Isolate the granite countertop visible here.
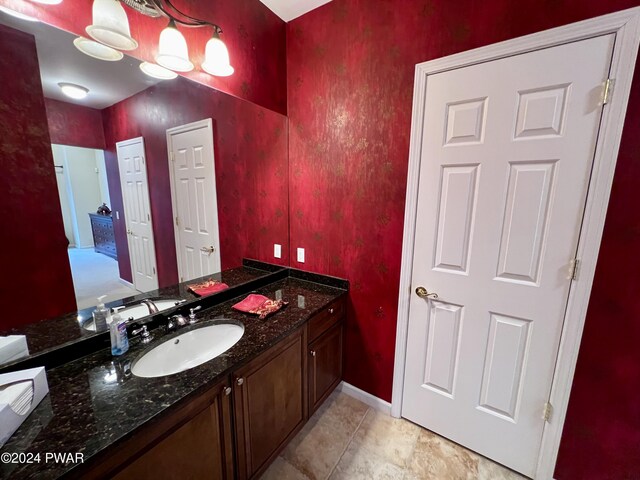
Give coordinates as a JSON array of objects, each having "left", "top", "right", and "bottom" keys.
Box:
[
  {"left": 0, "top": 264, "right": 280, "bottom": 364},
  {"left": 0, "top": 277, "right": 346, "bottom": 480}
]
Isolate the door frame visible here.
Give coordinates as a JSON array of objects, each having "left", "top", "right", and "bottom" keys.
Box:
[
  {"left": 166, "top": 118, "right": 221, "bottom": 281},
  {"left": 391, "top": 7, "right": 640, "bottom": 478},
  {"left": 115, "top": 136, "right": 159, "bottom": 291}
]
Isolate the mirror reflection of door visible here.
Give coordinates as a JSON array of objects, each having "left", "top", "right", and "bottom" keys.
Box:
[
  {"left": 166, "top": 119, "right": 221, "bottom": 283},
  {"left": 116, "top": 137, "right": 159, "bottom": 292}
]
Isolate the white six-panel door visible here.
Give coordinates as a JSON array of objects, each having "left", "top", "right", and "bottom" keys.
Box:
[
  {"left": 166, "top": 119, "right": 221, "bottom": 282},
  {"left": 116, "top": 137, "right": 159, "bottom": 293},
  {"left": 402, "top": 35, "right": 615, "bottom": 477}
]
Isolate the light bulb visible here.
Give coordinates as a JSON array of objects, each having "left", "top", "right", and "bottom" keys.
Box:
[
  {"left": 156, "top": 21, "right": 193, "bottom": 72},
  {"left": 86, "top": 0, "right": 137, "bottom": 51},
  {"left": 30, "top": 0, "right": 63, "bottom": 4},
  {"left": 202, "top": 32, "right": 234, "bottom": 77},
  {"left": 58, "top": 82, "right": 89, "bottom": 100},
  {"left": 139, "top": 61, "right": 178, "bottom": 80}
]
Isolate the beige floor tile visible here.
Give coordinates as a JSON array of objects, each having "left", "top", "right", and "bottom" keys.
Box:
[
  {"left": 261, "top": 456, "right": 311, "bottom": 480},
  {"left": 407, "top": 429, "right": 479, "bottom": 480},
  {"left": 350, "top": 409, "right": 421, "bottom": 468},
  {"left": 476, "top": 456, "right": 527, "bottom": 480},
  {"left": 282, "top": 391, "right": 369, "bottom": 480},
  {"left": 329, "top": 441, "right": 405, "bottom": 480}
]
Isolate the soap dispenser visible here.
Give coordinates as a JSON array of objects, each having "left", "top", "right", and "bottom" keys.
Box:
[
  {"left": 92, "top": 295, "right": 109, "bottom": 331},
  {"left": 110, "top": 306, "right": 129, "bottom": 356}
]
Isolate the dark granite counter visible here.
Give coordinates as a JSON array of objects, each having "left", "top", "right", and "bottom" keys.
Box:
[
  {"left": 0, "top": 277, "right": 347, "bottom": 479},
  {"left": 0, "top": 262, "right": 283, "bottom": 372}
]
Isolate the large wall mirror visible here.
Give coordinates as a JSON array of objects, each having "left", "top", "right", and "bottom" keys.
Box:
[{"left": 0, "top": 12, "right": 289, "bottom": 365}]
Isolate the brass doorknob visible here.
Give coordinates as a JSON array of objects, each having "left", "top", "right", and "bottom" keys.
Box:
[{"left": 415, "top": 287, "right": 438, "bottom": 299}]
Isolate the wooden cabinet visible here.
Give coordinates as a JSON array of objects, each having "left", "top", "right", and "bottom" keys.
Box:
[
  {"left": 79, "top": 295, "right": 346, "bottom": 480},
  {"left": 309, "top": 321, "right": 343, "bottom": 414},
  {"left": 80, "top": 380, "right": 234, "bottom": 480},
  {"left": 233, "top": 328, "right": 307, "bottom": 480},
  {"left": 89, "top": 213, "right": 117, "bottom": 259},
  {"left": 308, "top": 297, "right": 345, "bottom": 415}
]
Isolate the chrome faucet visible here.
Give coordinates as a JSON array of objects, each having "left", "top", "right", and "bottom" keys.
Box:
[
  {"left": 166, "top": 314, "right": 188, "bottom": 332},
  {"left": 141, "top": 299, "right": 159, "bottom": 315}
]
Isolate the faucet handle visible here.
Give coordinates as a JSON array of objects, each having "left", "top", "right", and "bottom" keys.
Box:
[
  {"left": 189, "top": 306, "right": 202, "bottom": 324},
  {"left": 132, "top": 325, "right": 153, "bottom": 344}
]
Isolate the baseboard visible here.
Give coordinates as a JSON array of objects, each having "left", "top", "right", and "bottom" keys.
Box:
[
  {"left": 337, "top": 381, "right": 392, "bottom": 415},
  {"left": 119, "top": 278, "right": 135, "bottom": 289}
]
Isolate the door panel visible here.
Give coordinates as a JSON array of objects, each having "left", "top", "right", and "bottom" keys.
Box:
[
  {"left": 402, "top": 34, "right": 615, "bottom": 476},
  {"left": 116, "top": 138, "right": 158, "bottom": 292},
  {"left": 168, "top": 120, "right": 221, "bottom": 282}
]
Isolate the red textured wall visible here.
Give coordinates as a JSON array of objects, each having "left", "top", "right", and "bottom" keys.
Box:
[
  {"left": 0, "top": 0, "right": 287, "bottom": 114},
  {"left": 102, "top": 77, "right": 289, "bottom": 286},
  {"left": 0, "top": 24, "right": 76, "bottom": 328},
  {"left": 286, "top": 1, "right": 640, "bottom": 478},
  {"left": 44, "top": 98, "right": 105, "bottom": 150}
]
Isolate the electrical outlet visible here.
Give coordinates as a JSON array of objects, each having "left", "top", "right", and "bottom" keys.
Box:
[
  {"left": 297, "top": 247, "right": 305, "bottom": 263},
  {"left": 274, "top": 244, "right": 282, "bottom": 259}
]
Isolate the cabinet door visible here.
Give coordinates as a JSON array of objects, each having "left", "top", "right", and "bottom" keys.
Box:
[
  {"left": 233, "top": 328, "right": 306, "bottom": 479},
  {"left": 85, "top": 381, "right": 234, "bottom": 480},
  {"left": 309, "top": 320, "right": 343, "bottom": 414}
]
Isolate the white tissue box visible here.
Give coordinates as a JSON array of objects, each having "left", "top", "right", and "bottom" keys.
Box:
[
  {"left": 0, "top": 367, "right": 49, "bottom": 447},
  {"left": 0, "top": 336, "right": 29, "bottom": 365}
]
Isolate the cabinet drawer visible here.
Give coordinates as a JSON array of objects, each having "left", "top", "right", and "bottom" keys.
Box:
[{"left": 308, "top": 297, "right": 345, "bottom": 343}]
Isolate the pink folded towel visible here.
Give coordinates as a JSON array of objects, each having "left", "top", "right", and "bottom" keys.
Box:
[
  {"left": 188, "top": 279, "right": 229, "bottom": 297},
  {"left": 232, "top": 294, "right": 288, "bottom": 320}
]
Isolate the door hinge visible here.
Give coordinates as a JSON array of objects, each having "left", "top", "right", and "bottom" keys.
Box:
[
  {"left": 603, "top": 78, "right": 614, "bottom": 105},
  {"left": 152, "top": 267, "right": 156, "bottom": 275},
  {"left": 543, "top": 402, "right": 553, "bottom": 423},
  {"left": 170, "top": 151, "right": 175, "bottom": 162},
  {"left": 147, "top": 213, "right": 150, "bottom": 221},
  {"left": 570, "top": 258, "right": 580, "bottom": 281},
  {"left": 175, "top": 216, "right": 180, "bottom": 226}
]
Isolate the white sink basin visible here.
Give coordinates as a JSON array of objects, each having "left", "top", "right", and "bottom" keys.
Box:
[
  {"left": 83, "top": 299, "right": 183, "bottom": 332},
  {"left": 131, "top": 322, "right": 244, "bottom": 378}
]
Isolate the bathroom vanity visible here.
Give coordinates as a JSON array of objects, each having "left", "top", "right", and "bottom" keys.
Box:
[{"left": 0, "top": 268, "right": 347, "bottom": 480}]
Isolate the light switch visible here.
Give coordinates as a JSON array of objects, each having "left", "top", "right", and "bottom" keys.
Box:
[
  {"left": 115, "top": 211, "right": 120, "bottom": 220},
  {"left": 297, "top": 247, "right": 305, "bottom": 263},
  {"left": 274, "top": 244, "right": 282, "bottom": 259}
]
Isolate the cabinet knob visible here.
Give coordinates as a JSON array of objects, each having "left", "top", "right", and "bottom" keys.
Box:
[
  {"left": 310, "top": 350, "right": 316, "bottom": 357},
  {"left": 223, "top": 386, "right": 232, "bottom": 396},
  {"left": 328, "top": 308, "right": 334, "bottom": 314},
  {"left": 236, "top": 377, "right": 244, "bottom": 386}
]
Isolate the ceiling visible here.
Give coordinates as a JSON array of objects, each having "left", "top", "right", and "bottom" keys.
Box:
[
  {"left": 259, "top": 0, "right": 332, "bottom": 22},
  {"left": 0, "top": 13, "right": 160, "bottom": 109}
]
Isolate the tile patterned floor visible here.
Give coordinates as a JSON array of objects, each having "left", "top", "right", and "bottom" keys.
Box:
[{"left": 260, "top": 391, "right": 527, "bottom": 480}]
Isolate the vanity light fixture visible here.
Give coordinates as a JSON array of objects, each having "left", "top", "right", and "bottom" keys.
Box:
[
  {"left": 0, "top": 5, "right": 39, "bottom": 21},
  {"left": 139, "top": 61, "right": 177, "bottom": 79},
  {"left": 58, "top": 82, "right": 89, "bottom": 100},
  {"left": 156, "top": 19, "right": 193, "bottom": 72},
  {"left": 73, "top": 37, "right": 124, "bottom": 61},
  {"left": 36, "top": 0, "right": 234, "bottom": 76},
  {"left": 86, "top": 0, "right": 138, "bottom": 51},
  {"left": 201, "top": 27, "right": 234, "bottom": 77}
]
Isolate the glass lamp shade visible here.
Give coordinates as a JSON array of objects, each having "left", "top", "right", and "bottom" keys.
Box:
[
  {"left": 140, "top": 61, "right": 178, "bottom": 80},
  {"left": 156, "top": 23, "right": 193, "bottom": 72},
  {"left": 74, "top": 37, "right": 123, "bottom": 61},
  {"left": 86, "top": 0, "right": 138, "bottom": 51},
  {"left": 0, "top": 6, "right": 38, "bottom": 21},
  {"left": 201, "top": 35, "right": 234, "bottom": 77},
  {"left": 30, "top": 0, "right": 63, "bottom": 4}
]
